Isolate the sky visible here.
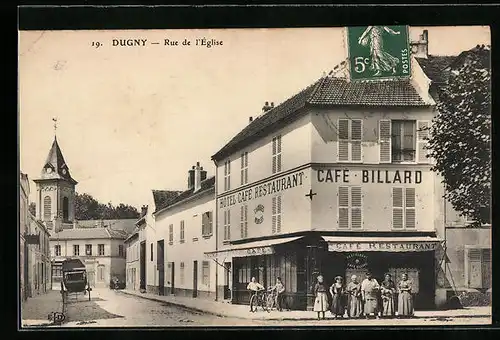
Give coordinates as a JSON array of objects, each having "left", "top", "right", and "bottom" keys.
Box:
[{"left": 19, "top": 26, "right": 491, "bottom": 209}]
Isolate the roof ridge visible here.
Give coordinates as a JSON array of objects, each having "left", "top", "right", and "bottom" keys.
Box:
[{"left": 306, "top": 75, "right": 328, "bottom": 104}]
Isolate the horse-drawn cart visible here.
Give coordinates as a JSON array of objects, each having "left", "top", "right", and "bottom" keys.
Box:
[{"left": 60, "top": 258, "right": 92, "bottom": 306}]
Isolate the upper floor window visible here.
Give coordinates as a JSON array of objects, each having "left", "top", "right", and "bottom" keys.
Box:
[
  {"left": 240, "top": 152, "right": 249, "bottom": 185},
  {"left": 202, "top": 211, "right": 213, "bottom": 236},
  {"left": 271, "top": 195, "right": 282, "bottom": 234},
  {"left": 338, "top": 186, "right": 363, "bottom": 229},
  {"left": 338, "top": 119, "right": 363, "bottom": 162},
  {"left": 180, "top": 220, "right": 185, "bottom": 243},
  {"left": 240, "top": 205, "right": 248, "bottom": 239},
  {"left": 169, "top": 224, "right": 174, "bottom": 244},
  {"left": 223, "top": 210, "right": 231, "bottom": 241},
  {"left": 224, "top": 160, "right": 231, "bottom": 191},
  {"left": 85, "top": 244, "right": 92, "bottom": 256},
  {"left": 73, "top": 244, "right": 80, "bottom": 256},
  {"left": 62, "top": 197, "right": 69, "bottom": 221},
  {"left": 98, "top": 244, "right": 105, "bottom": 256},
  {"left": 43, "top": 196, "right": 51, "bottom": 220},
  {"left": 379, "top": 120, "right": 430, "bottom": 164},
  {"left": 272, "top": 135, "right": 282, "bottom": 174},
  {"left": 54, "top": 244, "right": 61, "bottom": 256},
  {"left": 392, "top": 187, "right": 416, "bottom": 229},
  {"left": 118, "top": 245, "right": 124, "bottom": 257}
]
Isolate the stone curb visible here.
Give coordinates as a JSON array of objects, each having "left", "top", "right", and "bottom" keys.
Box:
[{"left": 118, "top": 291, "right": 491, "bottom": 322}]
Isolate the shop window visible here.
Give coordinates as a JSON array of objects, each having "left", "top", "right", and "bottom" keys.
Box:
[
  {"left": 202, "top": 261, "right": 210, "bottom": 286},
  {"left": 54, "top": 245, "right": 61, "bottom": 256},
  {"left": 180, "top": 221, "right": 185, "bottom": 243},
  {"left": 73, "top": 244, "right": 79, "bottom": 256},
  {"left": 43, "top": 196, "right": 51, "bottom": 220},
  {"left": 98, "top": 244, "right": 105, "bottom": 256},
  {"left": 85, "top": 244, "right": 92, "bottom": 256},
  {"left": 202, "top": 211, "right": 213, "bottom": 236},
  {"left": 224, "top": 159, "right": 231, "bottom": 191},
  {"left": 62, "top": 197, "right": 69, "bottom": 221},
  {"left": 240, "top": 205, "right": 248, "bottom": 239},
  {"left": 223, "top": 210, "right": 231, "bottom": 241},
  {"left": 180, "top": 262, "right": 185, "bottom": 285},
  {"left": 240, "top": 152, "right": 248, "bottom": 185},
  {"left": 272, "top": 195, "right": 282, "bottom": 234},
  {"left": 465, "top": 247, "right": 491, "bottom": 289},
  {"left": 392, "top": 187, "right": 416, "bottom": 229},
  {"left": 338, "top": 186, "right": 362, "bottom": 229},
  {"left": 238, "top": 258, "right": 252, "bottom": 283},
  {"left": 272, "top": 135, "right": 282, "bottom": 174},
  {"left": 169, "top": 224, "right": 174, "bottom": 244},
  {"left": 338, "top": 119, "right": 363, "bottom": 162}
]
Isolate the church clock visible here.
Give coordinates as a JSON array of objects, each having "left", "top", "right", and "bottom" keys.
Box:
[{"left": 46, "top": 167, "right": 52, "bottom": 174}]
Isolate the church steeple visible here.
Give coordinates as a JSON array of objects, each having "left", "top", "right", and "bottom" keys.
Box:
[{"left": 34, "top": 120, "right": 77, "bottom": 231}]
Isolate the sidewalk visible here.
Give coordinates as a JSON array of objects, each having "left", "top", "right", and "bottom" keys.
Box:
[
  {"left": 21, "top": 290, "right": 64, "bottom": 327},
  {"left": 119, "top": 289, "right": 492, "bottom": 321}
]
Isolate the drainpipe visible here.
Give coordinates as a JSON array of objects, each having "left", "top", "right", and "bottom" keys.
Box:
[{"left": 213, "top": 159, "right": 219, "bottom": 302}]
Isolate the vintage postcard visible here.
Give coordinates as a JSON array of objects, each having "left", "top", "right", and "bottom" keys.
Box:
[{"left": 19, "top": 25, "right": 491, "bottom": 328}]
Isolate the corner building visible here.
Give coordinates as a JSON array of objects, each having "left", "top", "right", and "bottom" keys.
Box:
[{"left": 208, "top": 51, "right": 447, "bottom": 310}]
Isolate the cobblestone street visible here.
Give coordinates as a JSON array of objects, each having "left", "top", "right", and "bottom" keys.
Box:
[{"left": 21, "top": 288, "right": 491, "bottom": 328}]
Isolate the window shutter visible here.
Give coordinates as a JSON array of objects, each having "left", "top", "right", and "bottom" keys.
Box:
[
  {"left": 338, "top": 119, "right": 349, "bottom": 161},
  {"left": 379, "top": 120, "right": 392, "bottom": 163},
  {"left": 244, "top": 206, "right": 248, "bottom": 238},
  {"left": 272, "top": 156, "right": 277, "bottom": 174},
  {"left": 240, "top": 206, "right": 245, "bottom": 239},
  {"left": 277, "top": 195, "right": 282, "bottom": 233},
  {"left": 482, "top": 249, "right": 491, "bottom": 289},
  {"left": 240, "top": 169, "right": 244, "bottom": 186},
  {"left": 405, "top": 188, "right": 416, "bottom": 228},
  {"left": 209, "top": 212, "right": 213, "bottom": 235},
  {"left": 228, "top": 160, "right": 231, "bottom": 175},
  {"left": 227, "top": 210, "right": 231, "bottom": 240},
  {"left": 351, "top": 187, "right": 362, "bottom": 229},
  {"left": 277, "top": 135, "right": 282, "bottom": 153},
  {"left": 351, "top": 119, "right": 363, "bottom": 162},
  {"left": 417, "top": 120, "right": 431, "bottom": 163},
  {"left": 244, "top": 168, "right": 248, "bottom": 184},
  {"left": 338, "top": 186, "right": 349, "bottom": 228},
  {"left": 467, "top": 248, "right": 483, "bottom": 288},
  {"left": 272, "top": 137, "right": 277, "bottom": 155},
  {"left": 277, "top": 153, "right": 282, "bottom": 172},
  {"left": 272, "top": 196, "right": 277, "bottom": 234},
  {"left": 392, "top": 187, "right": 404, "bottom": 229}
]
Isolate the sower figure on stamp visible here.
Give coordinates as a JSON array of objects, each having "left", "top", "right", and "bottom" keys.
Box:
[{"left": 361, "top": 271, "right": 380, "bottom": 319}]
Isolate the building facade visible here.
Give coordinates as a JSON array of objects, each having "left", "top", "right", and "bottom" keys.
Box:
[
  {"left": 147, "top": 163, "right": 217, "bottom": 299},
  {"left": 125, "top": 230, "right": 140, "bottom": 291},
  {"left": 20, "top": 172, "right": 30, "bottom": 301},
  {"left": 27, "top": 214, "right": 51, "bottom": 296},
  {"left": 206, "top": 32, "right": 455, "bottom": 311},
  {"left": 50, "top": 223, "right": 131, "bottom": 289}
]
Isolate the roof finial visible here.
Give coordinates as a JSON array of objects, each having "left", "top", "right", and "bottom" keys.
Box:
[{"left": 52, "top": 117, "right": 58, "bottom": 139}]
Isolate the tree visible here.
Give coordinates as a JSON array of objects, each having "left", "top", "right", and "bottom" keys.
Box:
[
  {"left": 29, "top": 202, "right": 36, "bottom": 216},
  {"left": 427, "top": 47, "right": 491, "bottom": 226},
  {"left": 75, "top": 192, "right": 140, "bottom": 220}
]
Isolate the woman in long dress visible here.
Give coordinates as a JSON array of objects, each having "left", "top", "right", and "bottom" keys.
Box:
[
  {"left": 329, "top": 276, "right": 346, "bottom": 319},
  {"left": 380, "top": 273, "right": 396, "bottom": 318},
  {"left": 346, "top": 275, "right": 363, "bottom": 318},
  {"left": 397, "top": 273, "right": 414, "bottom": 318},
  {"left": 361, "top": 271, "right": 380, "bottom": 319},
  {"left": 357, "top": 26, "right": 401, "bottom": 76},
  {"left": 313, "top": 275, "right": 329, "bottom": 320}
]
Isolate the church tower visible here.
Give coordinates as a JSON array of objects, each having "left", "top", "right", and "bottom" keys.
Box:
[{"left": 33, "top": 120, "right": 77, "bottom": 232}]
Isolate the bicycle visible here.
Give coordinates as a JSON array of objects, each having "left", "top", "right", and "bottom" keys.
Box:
[
  {"left": 249, "top": 289, "right": 270, "bottom": 313},
  {"left": 266, "top": 289, "right": 277, "bottom": 311}
]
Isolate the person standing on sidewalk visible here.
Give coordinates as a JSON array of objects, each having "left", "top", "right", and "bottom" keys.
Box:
[
  {"left": 361, "top": 272, "right": 380, "bottom": 319},
  {"left": 313, "top": 275, "right": 329, "bottom": 320},
  {"left": 397, "top": 273, "right": 414, "bottom": 318},
  {"left": 380, "top": 273, "right": 396, "bottom": 318},
  {"left": 247, "top": 277, "right": 265, "bottom": 312},
  {"left": 346, "top": 275, "right": 363, "bottom": 319},
  {"left": 329, "top": 276, "right": 346, "bottom": 319},
  {"left": 269, "top": 277, "right": 286, "bottom": 311}
]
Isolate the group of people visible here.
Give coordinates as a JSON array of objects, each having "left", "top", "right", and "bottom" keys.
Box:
[
  {"left": 313, "top": 272, "right": 414, "bottom": 320},
  {"left": 247, "top": 276, "right": 286, "bottom": 312}
]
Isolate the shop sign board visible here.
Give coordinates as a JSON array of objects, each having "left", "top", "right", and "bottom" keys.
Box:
[{"left": 329, "top": 241, "right": 440, "bottom": 252}]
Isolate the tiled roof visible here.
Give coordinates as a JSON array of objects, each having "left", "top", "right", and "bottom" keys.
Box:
[
  {"left": 308, "top": 77, "right": 427, "bottom": 107},
  {"left": 212, "top": 73, "right": 430, "bottom": 161},
  {"left": 152, "top": 190, "right": 182, "bottom": 210},
  {"left": 49, "top": 227, "right": 112, "bottom": 240},
  {"left": 154, "top": 176, "right": 215, "bottom": 215},
  {"left": 212, "top": 79, "right": 322, "bottom": 161},
  {"left": 415, "top": 55, "right": 456, "bottom": 84}
]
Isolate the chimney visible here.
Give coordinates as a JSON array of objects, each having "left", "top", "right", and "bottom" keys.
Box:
[
  {"left": 410, "top": 29, "right": 429, "bottom": 59},
  {"left": 271, "top": 102, "right": 274, "bottom": 108},
  {"left": 249, "top": 116, "right": 253, "bottom": 123},
  {"left": 262, "top": 101, "right": 273, "bottom": 113},
  {"left": 194, "top": 162, "right": 202, "bottom": 192},
  {"left": 188, "top": 166, "right": 195, "bottom": 189},
  {"left": 141, "top": 205, "right": 148, "bottom": 217},
  {"left": 200, "top": 166, "right": 207, "bottom": 182}
]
